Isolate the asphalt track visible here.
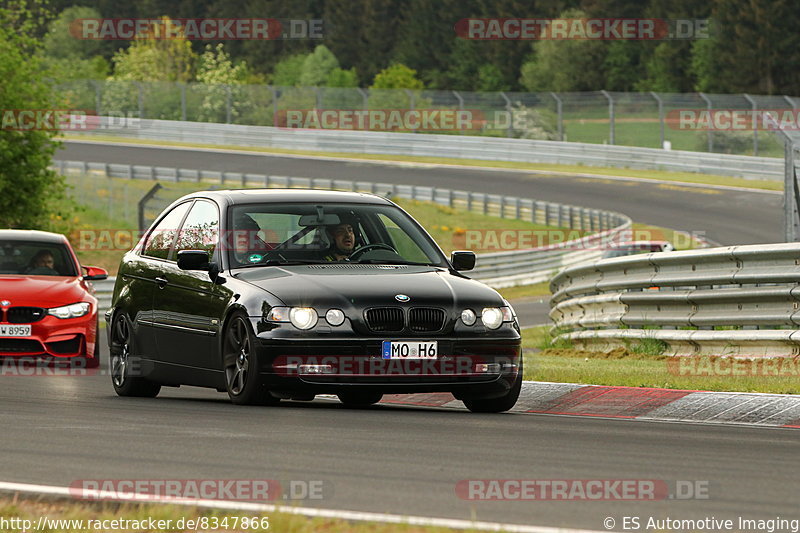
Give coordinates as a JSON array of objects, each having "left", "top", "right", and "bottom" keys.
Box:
[
  {"left": 29, "top": 140, "right": 795, "bottom": 529},
  {"left": 60, "top": 141, "right": 782, "bottom": 246},
  {"left": 1, "top": 349, "right": 798, "bottom": 530}
]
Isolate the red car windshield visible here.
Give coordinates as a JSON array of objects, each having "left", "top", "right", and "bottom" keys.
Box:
[{"left": 0, "top": 241, "right": 78, "bottom": 276}]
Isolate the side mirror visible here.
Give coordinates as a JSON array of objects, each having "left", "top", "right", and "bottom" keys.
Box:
[
  {"left": 82, "top": 265, "right": 108, "bottom": 281},
  {"left": 177, "top": 250, "right": 210, "bottom": 271},
  {"left": 451, "top": 250, "right": 476, "bottom": 271}
]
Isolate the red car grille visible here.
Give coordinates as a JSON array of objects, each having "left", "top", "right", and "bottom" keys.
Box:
[
  {"left": 0, "top": 338, "right": 44, "bottom": 354},
  {"left": 5, "top": 307, "right": 46, "bottom": 323}
]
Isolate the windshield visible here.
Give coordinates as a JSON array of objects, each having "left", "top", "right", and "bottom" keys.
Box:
[
  {"left": 0, "top": 241, "right": 78, "bottom": 276},
  {"left": 227, "top": 202, "right": 448, "bottom": 269}
]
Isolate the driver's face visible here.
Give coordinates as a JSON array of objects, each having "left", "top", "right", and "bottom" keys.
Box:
[{"left": 331, "top": 224, "right": 355, "bottom": 252}]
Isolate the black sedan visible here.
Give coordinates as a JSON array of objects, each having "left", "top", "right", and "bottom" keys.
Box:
[{"left": 107, "top": 189, "right": 522, "bottom": 412}]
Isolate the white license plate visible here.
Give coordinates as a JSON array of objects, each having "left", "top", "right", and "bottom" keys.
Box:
[
  {"left": 382, "top": 341, "right": 437, "bottom": 359},
  {"left": 0, "top": 325, "right": 31, "bottom": 337}
]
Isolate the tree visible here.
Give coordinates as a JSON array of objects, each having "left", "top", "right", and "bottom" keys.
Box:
[
  {"left": 195, "top": 43, "right": 248, "bottom": 122},
  {"left": 325, "top": 67, "right": 359, "bottom": 88},
  {"left": 41, "top": 6, "right": 110, "bottom": 82},
  {"left": 519, "top": 9, "right": 607, "bottom": 92},
  {"left": 299, "top": 45, "right": 339, "bottom": 86},
  {"left": 271, "top": 53, "right": 307, "bottom": 87},
  {"left": 371, "top": 63, "right": 425, "bottom": 90},
  {"left": 0, "top": 2, "right": 69, "bottom": 229}
]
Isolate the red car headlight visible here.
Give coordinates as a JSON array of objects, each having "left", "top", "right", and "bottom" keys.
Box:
[{"left": 48, "top": 302, "right": 91, "bottom": 319}]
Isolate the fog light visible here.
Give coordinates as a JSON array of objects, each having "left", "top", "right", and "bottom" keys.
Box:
[
  {"left": 460, "top": 309, "right": 477, "bottom": 326},
  {"left": 475, "top": 363, "right": 501, "bottom": 373},
  {"left": 325, "top": 308, "right": 345, "bottom": 326},
  {"left": 298, "top": 364, "right": 334, "bottom": 375}
]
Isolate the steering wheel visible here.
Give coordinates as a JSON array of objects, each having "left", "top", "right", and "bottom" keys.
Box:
[{"left": 348, "top": 243, "right": 398, "bottom": 261}]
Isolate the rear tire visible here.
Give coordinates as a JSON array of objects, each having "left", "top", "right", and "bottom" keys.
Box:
[
  {"left": 337, "top": 391, "right": 383, "bottom": 408},
  {"left": 110, "top": 313, "right": 161, "bottom": 398},
  {"left": 462, "top": 372, "right": 522, "bottom": 413},
  {"left": 223, "top": 313, "right": 279, "bottom": 406}
]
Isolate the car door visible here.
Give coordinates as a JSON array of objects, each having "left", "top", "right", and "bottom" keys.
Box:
[
  {"left": 132, "top": 200, "right": 193, "bottom": 362},
  {"left": 152, "top": 199, "right": 229, "bottom": 372}
]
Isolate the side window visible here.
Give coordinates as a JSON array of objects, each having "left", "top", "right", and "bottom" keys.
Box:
[
  {"left": 143, "top": 202, "right": 192, "bottom": 260},
  {"left": 175, "top": 200, "right": 219, "bottom": 256},
  {"left": 377, "top": 214, "right": 429, "bottom": 262}
]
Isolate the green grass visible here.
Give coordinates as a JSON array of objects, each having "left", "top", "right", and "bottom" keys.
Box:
[
  {"left": 0, "top": 496, "right": 478, "bottom": 533},
  {"left": 61, "top": 173, "right": 571, "bottom": 276},
  {"left": 497, "top": 282, "right": 552, "bottom": 300},
  {"left": 522, "top": 327, "right": 800, "bottom": 394},
  {"left": 64, "top": 134, "right": 783, "bottom": 191}
]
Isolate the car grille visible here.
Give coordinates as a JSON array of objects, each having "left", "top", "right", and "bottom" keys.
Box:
[
  {"left": 0, "top": 339, "right": 43, "bottom": 354},
  {"left": 6, "top": 307, "right": 45, "bottom": 324},
  {"left": 409, "top": 308, "right": 446, "bottom": 332},
  {"left": 365, "top": 307, "right": 404, "bottom": 332},
  {"left": 365, "top": 307, "right": 446, "bottom": 333}
]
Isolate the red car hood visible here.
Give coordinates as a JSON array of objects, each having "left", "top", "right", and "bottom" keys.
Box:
[{"left": 0, "top": 275, "right": 92, "bottom": 308}]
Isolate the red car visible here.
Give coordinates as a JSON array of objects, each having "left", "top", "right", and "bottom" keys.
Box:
[{"left": 0, "top": 230, "right": 108, "bottom": 368}]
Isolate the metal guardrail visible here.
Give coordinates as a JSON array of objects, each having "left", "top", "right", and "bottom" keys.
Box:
[
  {"left": 71, "top": 118, "right": 783, "bottom": 181},
  {"left": 549, "top": 243, "right": 800, "bottom": 358},
  {"left": 55, "top": 158, "right": 632, "bottom": 293}
]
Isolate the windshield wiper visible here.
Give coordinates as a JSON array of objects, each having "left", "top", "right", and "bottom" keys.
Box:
[{"left": 256, "top": 259, "right": 329, "bottom": 266}]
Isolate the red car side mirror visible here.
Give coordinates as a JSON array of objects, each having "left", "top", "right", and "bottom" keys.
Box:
[{"left": 83, "top": 265, "right": 108, "bottom": 281}]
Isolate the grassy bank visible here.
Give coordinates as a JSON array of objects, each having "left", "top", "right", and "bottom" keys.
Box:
[{"left": 522, "top": 326, "right": 800, "bottom": 394}]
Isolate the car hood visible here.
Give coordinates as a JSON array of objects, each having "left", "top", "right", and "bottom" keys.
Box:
[
  {"left": 0, "top": 275, "right": 91, "bottom": 308},
  {"left": 234, "top": 264, "right": 504, "bottom": 309}
]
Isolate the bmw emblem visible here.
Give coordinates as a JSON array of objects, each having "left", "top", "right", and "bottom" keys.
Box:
[
  {"left": 0, "top": 300, "right": 9, "bottom": 307},
  {"left": 395, "top": 294, "right": 410, "bottom": 302}
]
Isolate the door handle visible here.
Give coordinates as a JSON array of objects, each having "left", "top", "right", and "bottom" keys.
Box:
[{"left": 155, "top": 276, "right": 168, "bottom": 289}]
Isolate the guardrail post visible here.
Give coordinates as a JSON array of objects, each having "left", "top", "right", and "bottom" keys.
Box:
[
  {"left": 601, "top": 90, "right": 615, "bottom": 145},
  {"left": 531, "top": 201, "right": 538, "bottom": 223},
  {"left": 515, "top": 197, "right": 521, "bottom": 219},
  {"left": 467, "top": 191, "right": 473, "bottom": 211},
  {"left": 500, "top": 197, "right": 505, "bottom": 218}
]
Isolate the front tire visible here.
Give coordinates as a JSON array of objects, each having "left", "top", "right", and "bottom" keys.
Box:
[
  {"left": 337, "top": 391, "right": 383, "bottom": 408},
  {"left": 223, "top": 313, "right": 279, "bottom": 406},
  {"left": 462, "top": 372, "right": 522, "bottom": 413},
  {"left": 110, "top": 313, "right": 161, "bottom": 398}
]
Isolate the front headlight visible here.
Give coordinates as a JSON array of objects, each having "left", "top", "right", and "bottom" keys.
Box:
[
  {"left": 48, "top": 302, "right": 90, "bottom": 319},
  {"left": 289, "top": 307, "right": 318, "bottom": 330},
  {"left": 481, "top": 306, "right": 512, "bottom": 329},
  {"left": 266, "top": 306, "right": 319, "bottom": 330}
]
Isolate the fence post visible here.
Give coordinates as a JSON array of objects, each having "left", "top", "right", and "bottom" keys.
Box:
[
  {"left": 91, "top": 80, "right": 102, "bottom": 116},
  {"left": 601, "top": 90, "right": 614, "bottom": 145},
  {"left": 550, "top": 92, "right": 563, "bottom": 141},
  {"left": 180, "top": 83, "right": 187, "bottom": 121},
  {"left": 699, "top": 92, "right": 713, "bottom": 152},
  {"left": 500, "top": 92, "right": 512, "bottom": 138},
  {"left": 357, "top": 88, "right": 369, "bottom": 110},
  {"left": 225, "top": 85, "right": 232, "bottom": 124},
  {"left": 138, "top": 183, "right": 162, "bottom": 232},
  {"left": 453, "top": 91, "right": 464, "bottom": 134},
  {"left": 650, "top": 91, "right": 664, "bottom": 149},
  {"left": 135, "top": 81, "right": 144, "bottom": 119},
  {"left": 743, "top": 93, "right": 758, "bottom": 156},
  {"left": 269, "top": 86, "right": 279, "bottom": 124}
]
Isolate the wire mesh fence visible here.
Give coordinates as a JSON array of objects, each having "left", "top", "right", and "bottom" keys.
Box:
[{"left": 56, "top": 80, "right": 795, "bottom": 157}]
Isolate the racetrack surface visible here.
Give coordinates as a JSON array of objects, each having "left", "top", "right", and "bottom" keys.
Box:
[
  {"left": 1, "top": 347, "right": 798, "bottom": 531},
  {"left": 60, "top": 141, "right": 782, "bottom": 246}
]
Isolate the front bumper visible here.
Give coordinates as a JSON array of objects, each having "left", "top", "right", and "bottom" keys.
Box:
[
  {"left": 0, "top": 313, "right": 97, "bottom": 361},
  {"left": 253, "top": 335, "right": 521, "bottom": 397}
]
